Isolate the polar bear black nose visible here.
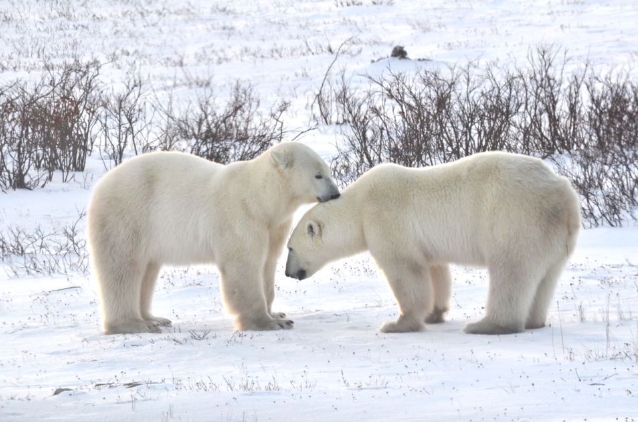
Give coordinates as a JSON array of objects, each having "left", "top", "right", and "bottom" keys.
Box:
[
  {"left": 317, "top": 192, "right": 340, "bottom": 202},
  {"left": 296, "top": 269, "right": 307, "bottom": 280}
]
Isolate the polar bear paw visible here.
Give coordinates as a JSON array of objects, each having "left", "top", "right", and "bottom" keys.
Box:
[
  {"left": 144, "top": 316, "right": 172, "bottom": 326},
  {"left": 524, "top": 321, "right": 546, "bottom": 330},
  {"left": 425, "top": 307, "right": 447, "bottom": 324},
  {"left": 276, "top": 319, "right": 294, "bottom": 329},
  {"left": 236, "top": 316, "right": 294, "bottom": 331},
  {"left": 105, "top": 320, "right": 162, "bottom": 335},
  {"left": 379, "top": 316, "right": 425, "bottom": 333},
  {"left": 464, "top": 318, "right": 523, "bottom": 335},
  {"left": 270, "top": 312, "right": 287, "bottom": 319}
]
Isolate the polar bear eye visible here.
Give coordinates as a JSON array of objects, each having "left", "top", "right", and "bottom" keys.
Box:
[{"left": 315, "top": 175, "right": 323, "bottom": 179}]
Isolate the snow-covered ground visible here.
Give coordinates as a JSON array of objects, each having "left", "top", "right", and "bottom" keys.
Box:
[{"left": 1, "top": 1, "right": 637, "bottom": 421}]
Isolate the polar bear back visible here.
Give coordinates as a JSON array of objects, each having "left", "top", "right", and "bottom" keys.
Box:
[
  {"left": 351, "top": 151, "right": 580, "bottom": 267},
  {"left": 88, "top": 151, "right": 230, "bottom": 266}
]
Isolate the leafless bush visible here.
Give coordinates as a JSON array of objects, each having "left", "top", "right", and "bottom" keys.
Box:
[
  {"left": 1, "top": 64, "right": 291, "bottom": 187},
  {"left": 323, "top": 45, "right": 638, "bottom": 227},
  {"left": 514, "top": 47, "right": 589, "bottom": 156},
  {"left": 40, "top": 60, "right": 102, "bottom": 180},
  {"left": 335, "top": 0, "right": 363, "bottom": 6},
  {"left": 0, "top": 212, "right": 89, "bottom": 277},
  {"left": 329, "top": 63, "right": 525, "bottom": 183},
  {"left": 0, "top": 80, "right": 48, "bottom": 190},
  {"left": 150, "top": 94, "right": 181, "bottom": 152},
  {"left": 0, "top": 59, "right": 101, "bottom": 190},
  {"left": 98, "top": 73, "right": 153, "bottom": 167},
  {"left": 157, "top": 81, "right": 289, "bottom": 163},
  {"left": 310, "top": 37, "right": 357, "bottom": 126},
  {"left": 554, "top": 70, "right": 638, "bottom": 227}
]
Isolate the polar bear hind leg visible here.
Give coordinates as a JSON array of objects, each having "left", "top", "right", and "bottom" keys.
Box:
[
  {"left": 525, "top": 259, "right": 566, "bottom": 329},
  {"left": 98, "top": 257, "right": 161, "bottom": 334},
  {"left": 140, "top": 262, "right": 172, "bottom": 326},
  {"left": 464, "top": 263, "right": 544, "bottom": 335},
  {"left": 425, "top": 264, "right": 452, "bottom": 324}
]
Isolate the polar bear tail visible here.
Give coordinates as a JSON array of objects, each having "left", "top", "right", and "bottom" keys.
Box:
[{"left": 562, "top": 177, "right": 582, "bottom": 258}]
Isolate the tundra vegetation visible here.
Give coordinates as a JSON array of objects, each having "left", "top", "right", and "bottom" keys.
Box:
[{"left": 0, "top": 1, "right": 637, "bottom": 420}]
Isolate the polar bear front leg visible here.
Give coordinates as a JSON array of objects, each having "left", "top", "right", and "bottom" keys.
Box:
[
  {"left": 425, "top": 264, "right": 452, "bottom": 324},
  {"left": 264, "top": 222, "right": 291, "bottom": 320},
  {"left": 140, "top": 262, "right": 172, "bottom": 327},
  {"left": 375, "top": 256, "right": 432, "bottom": 333},
  {"left": 219, "top": 261, "right": 294, "bottom": 331},
  {"left": 263, "top": 253, "right": 286, "bottom": 319}
]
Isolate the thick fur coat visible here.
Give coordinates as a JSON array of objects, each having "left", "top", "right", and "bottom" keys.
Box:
[
  {"left": 88, "top": 143, "right": 339, "bottom": 334},
  {"left": 286, "top": 151, "right": 581, "bottom": 334}
]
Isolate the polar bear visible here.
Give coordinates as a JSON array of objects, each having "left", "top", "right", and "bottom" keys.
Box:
[
  {"left": 87, "top": 142, "right": 340, "bottom": 335},
  {"left": 285, "top": 151, "right": 581, "bottom": 335}
]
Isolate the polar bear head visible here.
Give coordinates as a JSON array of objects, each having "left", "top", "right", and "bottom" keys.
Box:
[
  {"left": 270, "top": 142, "right": 340, "bottom": 203},
  {"left": 285, "top": 198, "right": 364, "bottom": 280}
]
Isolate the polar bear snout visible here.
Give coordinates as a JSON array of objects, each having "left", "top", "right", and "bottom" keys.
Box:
[
  {"left": 317, "top": 185, "right": 341, "bottom": 203},
  {"left": 285, "top": 264, "right": 307, "bottom": 280},
  {"left": 284, "top": 249, "right": 307, "bottom": 279},
  {"left": 287, "top": 269, "right": 306, "bottom": 280}
]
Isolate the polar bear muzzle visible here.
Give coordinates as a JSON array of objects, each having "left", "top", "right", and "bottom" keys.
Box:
[
  {"left": 290, "top": 269, "right": 307, "bottom": 280},
  {"left": 284, "top": 249, "right": 307, "bottom": 280},
  {"left": 316, "top": 182, "right": 340, "bottom": 203}
]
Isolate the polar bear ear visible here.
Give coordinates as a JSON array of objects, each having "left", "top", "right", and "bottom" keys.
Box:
[
  {"left": 306, "top": 220, "right": 321, "bottom": 239},
  {"left": 271, "top": 150, "right": 290, "bottom": 169}
]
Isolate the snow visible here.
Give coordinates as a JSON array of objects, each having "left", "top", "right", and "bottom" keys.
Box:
[{"left": 1, "top": 1, "right": 637, "bottom": 421}]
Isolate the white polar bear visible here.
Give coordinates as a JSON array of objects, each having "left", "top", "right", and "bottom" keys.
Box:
[
  {"left": 87, "top": 142, "right": 340, "bottom": 335},
  {"left": 285, "top": 151, "right": 581, "bottom": 335}
]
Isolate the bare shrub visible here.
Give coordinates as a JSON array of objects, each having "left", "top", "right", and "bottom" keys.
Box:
[
  {"left": 335, "top": 0, "right": 363, "bottom": 6},
  {"left": 0, "top": 80, "right": 48, "bottom": 191},
  {"left": 157, "top": 81, "right": 289, "bottom": 163},
  {"left": 0, "top": 59, "right": 101, "bottom": 190},
  {"left": 324, "top": 45, "right": 638, "bottom": 226},
  {"left": 514, "top": 46, "right": 589, "bottom": 156},
  {"left": 98, "top": 73, "right": 153, "bottom": 167},
  {"left": 0, "top": 212, "right": 89, "bottom": 277},
  {"left": 150, "top": 94, "right": 181, "bottom": 152},
  {"left": 309, "top": 37, "right": 357, "bottom": 126},
  {"left": 0, "top": 64, "right": 290, "bottom": 187},
  {"left": 330, "top": 63, "right": 526, "bottom": 184},
  {"left": 40, "top": 60, "right": 102, "bottom": 180},
  {"left": 553, "top": 70, "right": 638, "bottom": 227}
]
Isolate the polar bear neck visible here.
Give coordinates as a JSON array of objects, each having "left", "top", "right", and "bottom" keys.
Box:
[
  {"left": 230, "top": 157, "right": 302, "bottom": 227},
  {"left": 314, "top": 191, "right": 367, "bottom": 262}
]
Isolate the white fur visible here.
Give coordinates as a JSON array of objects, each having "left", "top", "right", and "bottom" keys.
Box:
[
  {"left": 285, "top": 151, "right": 581, "bottom": 334},
  {"left": 87, "top": 143, "right": 339, "bottom": 334}
]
